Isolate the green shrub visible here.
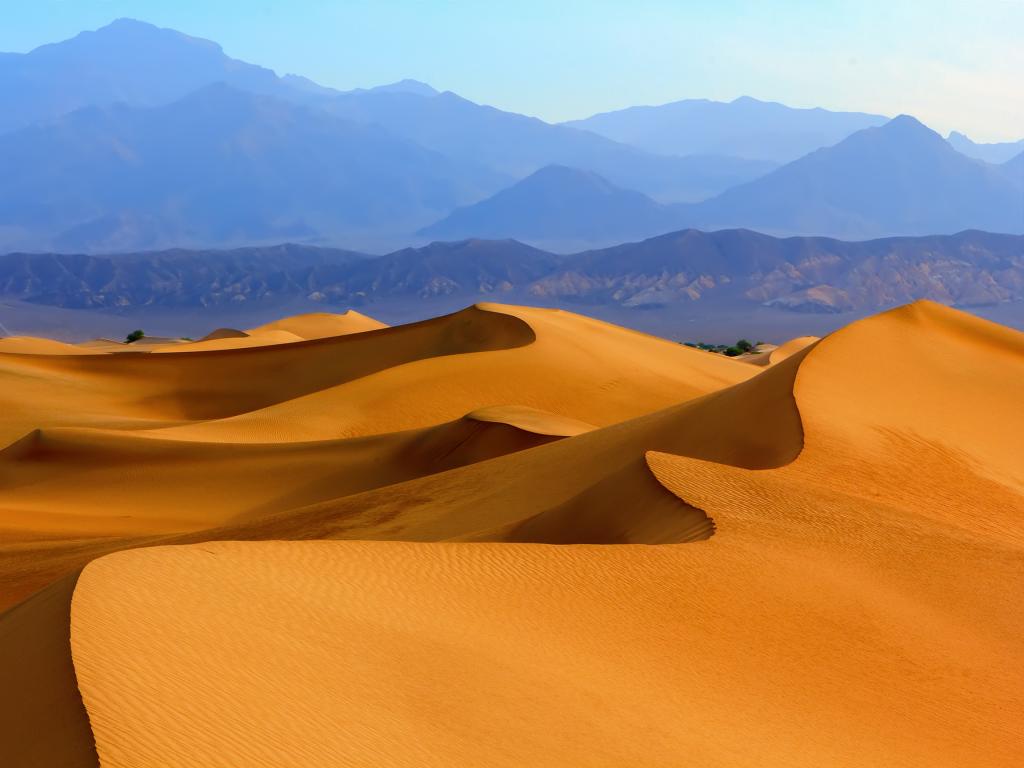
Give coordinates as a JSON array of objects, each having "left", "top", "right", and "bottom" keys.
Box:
[
  {"left": 125, "top": 329, "right": 145, "bottom": 344},
  {"left": 736, "top": 339, "right": 753, "bottom": 352}
]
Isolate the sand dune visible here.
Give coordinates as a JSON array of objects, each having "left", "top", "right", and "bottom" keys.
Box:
[
  {"left": 769, "top": 334, "right": 819, "bottom": 364},
  {"left": 247, "top": 310, "right": 389, "bottom": 339},
  {"left": 0, "top": 574, "right": 96, "bottom": 768},
  {"left": 0, "top": 336, "right": 98, "bottom": 355},
  {"left": 0, "top": 304, "right": 750, "bottom": 607},
  {"left": 3, "top": 299, "right": 1023, "bottom": 766}
]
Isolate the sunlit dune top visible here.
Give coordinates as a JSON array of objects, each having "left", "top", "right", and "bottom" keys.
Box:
[{"left": 247, "top": 310, "right": 388, "bottom": 340}]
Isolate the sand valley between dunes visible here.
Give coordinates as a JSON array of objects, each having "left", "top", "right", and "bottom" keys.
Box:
[{"left": 1, "top": 300, "right": 1022, "bottom": 767}]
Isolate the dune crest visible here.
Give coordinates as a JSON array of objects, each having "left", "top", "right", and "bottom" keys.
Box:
[
  {"left": 768, "top": 335, "right": 819, "bottom": 365},
  {"left": 247, "top": 310, "right": 388, "bottom": 339},
  {"left": 0, "top": 303, "right": 753, "bottom": 606}
]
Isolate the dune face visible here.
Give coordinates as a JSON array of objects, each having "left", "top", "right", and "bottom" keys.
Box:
[
  {"left": 246, "top": 310, "right": 389, "bottom": 339},
  {"left": 0, "top": 303, "right": 751, "bottom": 608},
  {"left": 768, "top": 334, "right": 819, "bottom": 364},
  {"left": 0, "top": 574, "right": 97, "bottom": 768},
  {"left": 3, "top": 300, "right": 1023, "bottom": 766}
]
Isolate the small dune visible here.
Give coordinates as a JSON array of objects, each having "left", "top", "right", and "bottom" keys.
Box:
[
  {"left": 247, "top": 310, "right": 388, "bottom": 339},
  {"left": 769, "top": 334, "right": 819, "bottom": 364},
  {"left": 0, "top": 336, "right": 97, "bottom": 355}
]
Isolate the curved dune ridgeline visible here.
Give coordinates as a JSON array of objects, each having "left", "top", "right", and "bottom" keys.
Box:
[
  {"left": 2, "top": 300, "right": 1023, "bottom": 766},
  {"left": 0, "top": 304, "right": 753, "bottom": 607}
]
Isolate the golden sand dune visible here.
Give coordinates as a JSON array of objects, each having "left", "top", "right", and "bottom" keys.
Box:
[
  {"left": 144, "top": 303, "right": 752, "bottom": 444},
  {"left": 153, "top": 328, "right": 305, "bottom": 352},
  {"left": 0, "top": 407, "right": 575, "bottom": 538},
  {"left": 247, "top": 309, "right": 389, "bottom": 339},
  {"left": 0, "top": 304, "right": 750, "bottom": 606},
  {"left": 0, "top": 336, "right": 98, "bottom": 355},
  {"left": 2, "top": 300, "right": 1023, "bottom": 766},
  {"left": 157, "top": 311, "right": 388, "bottom": 353},
  {"left": 0, "top": 305, "right": 535, "bottom": 446},
  {"left": 0, "top": 575, "right": 96, "bottom": 768},
  {"left": 769, "top": 334, "right": 819, "bottom": 364}
]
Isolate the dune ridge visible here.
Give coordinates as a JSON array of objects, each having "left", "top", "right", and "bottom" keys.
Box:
[
  {"left": 3, "top": 299, "right": 1023, "bottom": 766},
  {"left": 0, "top": 303, "right": 751, "bottom": 608}
]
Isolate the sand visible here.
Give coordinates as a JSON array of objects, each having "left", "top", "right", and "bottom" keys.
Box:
[
  {"left": 0, "top": 303, "right": 751, "bottom": 607},
  {"left": 247, "top": 310, "right": 389, "bottom": 338},
  {"left": 2, "top": 299, "right": 1022, "bottom": 766},
  {"left": 768, "top": 334, "right": 819, "bottom": 364}
]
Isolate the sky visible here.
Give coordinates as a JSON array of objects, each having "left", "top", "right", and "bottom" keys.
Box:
[{"left": 1, "top": 0, "right": 1022, "bottom": 142}]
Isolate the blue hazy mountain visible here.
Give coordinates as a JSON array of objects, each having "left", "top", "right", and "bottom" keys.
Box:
[
  {"left": 681, "top": 116, "right": 1024, "bottom": 239},
  {"left": 314, "top": 89, "right": 776, "bottom": 203},
  {"left": 0, "top": 19, "right": 1018, "bottom": 251},
  {"left": 0, "top": 84, "right": 506, "bottom": 252},
  {"left": 419, "top": 165, "right": 684, "bottom": 246},
  {"left": 0, "top": 18, "right": 314, "bottom": 135},
  {"left": 421, "top": 119, "right": 1024, "bottom": 244},
  {"left": 0, "top": 19, "right": 773, "bottom": 206},
  {"left": 563, "top": 96, "right": 888, "bottom": 163},
  {"left": 947, "top": 131, "right": 1024, "bottom": 164},
  {"left": 998, "top": 150, "right": 1024, "bottom": 188}
]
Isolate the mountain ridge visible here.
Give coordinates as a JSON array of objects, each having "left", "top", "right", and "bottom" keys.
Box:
[{"left": 3, "top": 229, "right": 1021, "bottom": 315}]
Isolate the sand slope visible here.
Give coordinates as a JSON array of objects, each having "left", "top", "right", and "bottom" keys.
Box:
[
  {"left": 3, "top": 299, "right": 1023, "bottom": 766},
  {"left": 1, "top": 573, "right": 97, "bottom": 768},
  {"left": 247, "top": 310, "right": 388, "bottom": 339},
  {"left": 0, "top": 303, "right": 751, "bottom": 608}
]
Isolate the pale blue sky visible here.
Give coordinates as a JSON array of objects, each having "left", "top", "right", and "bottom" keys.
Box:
[{"left": 2, "top": 0, "right": 1022, "bottom": 141}]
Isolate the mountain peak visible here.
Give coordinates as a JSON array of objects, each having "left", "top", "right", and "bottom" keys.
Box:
[
  {"left": 89, "top": 17, "right": 217, "bottom": 47},
  {"left": 369, "top": 79, "right": 438, "bottom": 97},
  {"left": 419, "top": 165, "right": 676, "bottom": 243},
  {"left": 873, "top": 114, "right": 946, "bottom": 146},
  {"left": 886, "top": 114, "right": 927, "bottom": 129},
  {"left": 103, "top": 18, "right": 160, "bottom": 31}
]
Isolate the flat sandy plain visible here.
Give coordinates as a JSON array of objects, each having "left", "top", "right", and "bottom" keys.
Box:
[{"left": 1, "top": 301, "right": 1021, "bottom": 766}]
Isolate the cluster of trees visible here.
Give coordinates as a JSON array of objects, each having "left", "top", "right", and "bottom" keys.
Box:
[{"left": 683, "top": 338, "right": 761, "bottom": 357}]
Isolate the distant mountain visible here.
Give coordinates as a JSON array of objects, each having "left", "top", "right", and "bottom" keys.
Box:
[
  {"left": 0, "top": 240, "right": 557, "bottom": 308},
  {"left": 420, "top": 165, "right": 684, "bottom": 246},
  {"left": 681, "top": 116, "right": 1024, "bottom": 239},
  {"left": 315, "top": 89, "right": 776, "bottom": 203},
  {"left": 0, "top": 18, "right": 327, "bottom": 136},
  {"left": 0, "top": 84, "right": 506, "bottom": 252},
  {"left": 947, "top": 131, "right": 1024, "bottom": 164},
  {"left": 563, "top": 96, "right": 887, "bottom": 163},
  {"left": 0, "top": 243, "right": 366, "bottom": 309},
  {"left": 0, "top": 19, "right": 772, "bottom": 206},
  {"left": 4, "top": 230, "right": 1022, "bottom": 315},
  {"left": 1001, "top": 151, "right": 1024, "bottom": 188},
  {"left": 345, "top": 79, "right": 439, "bottom": 97},
  {"left": 531, "top": 229, "right": 1024, "bottom": 311},
  {"left": 335, "top": 239, "right": 561, "bottom": 300}
]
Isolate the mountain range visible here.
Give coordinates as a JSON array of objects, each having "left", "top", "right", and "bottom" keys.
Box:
[
  {"left": 947, "top": 131, "right": 1024, "bottom": 164},
  {"left": 420, "top": 117, "right": 1024, "bottom": 244},
  {"left": 680, "top": 116, "right": 1023, "bottom": 240},
  {"left": 0, "top": 83, "right": 504, "bottom": 253},
  {"left": 3, "top": 229, "right": 1021, "bottom": 316},
  {"left": 0, "top": 18, "right": 1021, "bottom": 252},
  {"left": 563, "top": 96, "right": 888, "bottom": 163},
  {"left": 420, "top": 165, "right": 682, "bottom": 246}
]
